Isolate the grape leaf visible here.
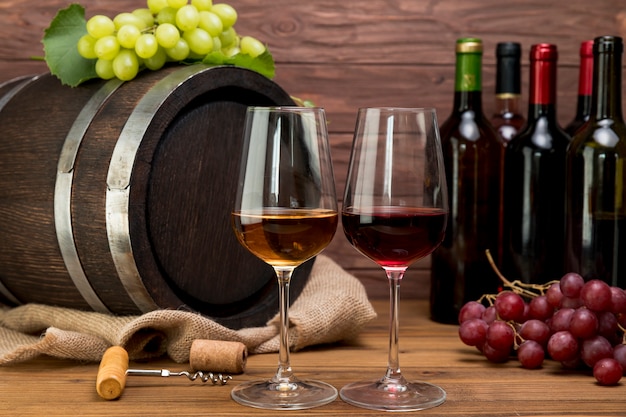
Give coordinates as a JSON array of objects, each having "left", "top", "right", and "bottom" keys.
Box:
[
  {"left": 43, "top": 4, "right": 98, "bottom": 87},
  {"left": 202, "top": 49, "right": 276, "bottom": 79}
]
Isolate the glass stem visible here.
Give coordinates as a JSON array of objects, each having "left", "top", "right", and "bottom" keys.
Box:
[
  {"left": 274, "top": 267, "right": 295, "bottom": 383},
  {"left": 385, "top": 267, "right": 406, "bottom": 384}
]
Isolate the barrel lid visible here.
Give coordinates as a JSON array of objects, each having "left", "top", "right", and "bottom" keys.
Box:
[{"left": 122, "top": 65, "right": 313, "bottom": 329}]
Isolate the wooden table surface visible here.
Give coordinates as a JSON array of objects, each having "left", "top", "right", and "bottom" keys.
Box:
[{"left": 0, "top": 299, "right": 623, "bottom": 416}]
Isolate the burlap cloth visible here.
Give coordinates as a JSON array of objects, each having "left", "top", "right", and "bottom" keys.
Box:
[{"left": 0, "top": 255, "right": 376, "bottom": 366}]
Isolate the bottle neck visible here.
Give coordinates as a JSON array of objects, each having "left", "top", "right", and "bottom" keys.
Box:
[
  {"left": 527, "top": 57, "right": 558, "bottom": 122},
  {"left": 591, "top": 46, "right": 624, "bottom": 121},
  {"left": 574, "top": 43, "right": 594, "bottom": 120},
  {"left": 495, "top": 93, "right": 522, "bottom": 116},
  {"left": 454, "top": 52, "right": 483, "bottom": 113}
]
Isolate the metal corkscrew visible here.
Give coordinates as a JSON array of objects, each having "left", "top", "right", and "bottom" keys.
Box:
[{"left": 125, "top": 368, "right": 232, "bottom": 385}]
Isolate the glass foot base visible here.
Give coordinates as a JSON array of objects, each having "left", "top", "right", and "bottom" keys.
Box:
[
  {"left": 231, "top": 378, "right": 338, "bottom": 410},
  {"left": 340, "top": 378, "right": 446, "bottom": 412}
]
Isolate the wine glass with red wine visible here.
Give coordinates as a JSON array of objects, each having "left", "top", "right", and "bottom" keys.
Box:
[
  {"left": 230, "top": 106, "right": 339, "bottom": 410},
  {"left": 340, "top": 107, "right": 448, "bottom": 411}
]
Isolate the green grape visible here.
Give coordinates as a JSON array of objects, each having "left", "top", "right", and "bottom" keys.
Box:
[
  {"left": 144, "top": 47, "right": 168, "bottom": 70},
  {"left": 165, "top": 38, "right": 190, "bottom": 61},
  {"left": 147, "top": 0, "right": 169, "bottom": 14},
  {"left": 198, "top": 11, "right": 223, "bottom": 37},
  {"left": 211, "top": 36, "right": 222, "bottom": 52},
  {"left": 77, "top": 34, "right": 98, "bottom": 59},
  {"left": 113, "top": 49, "right": 140, "bottom": 81},
  {"left": 95, "top": 58, "right": 115, "bottom": 79},
  {"left": 156, "top": 7, "right": 177, "bottom": 25},
  {"left": 167, "top": 0, "right": 188, "bottom": 9},
  {"left": 86, "top": 15, "right": 115, "bottom": 39},
  {"left": 176, "top": 5, "right": 200, "bottom": 32},
  {"left": 135, "top": 33, "right": 159, "bottom": 59},
  {"left": 183, "top": 28, "right": 213, "bottom": 55},
  {"left": 113, "top": 12, "right": 146, "bottom": 30},
  {"left": 240, "top": 36, "right": 265, "bottom": 57},
  {"left": 132, "top": 8, "right": 155, "bottom": 27},
  {"left": 218, "top": 27, "right": 237, "bottom": 47},
  {"left": 222, "top": 45, "right": 239, "bottom": 57},
  {"left": 211, "top": 3, "right": 237, "bottom": 29},
  {"left": 155, "top": 23, "right": 181, "bottom": 49},
  {"left": 117, "top": 24, "right": 141, "bottom": 49},
  {"left": 191, "top": 0, "right": 213, "bottom": 11},
  {"left": 94, "top": 35, "right": 121, "bottom": 61}
]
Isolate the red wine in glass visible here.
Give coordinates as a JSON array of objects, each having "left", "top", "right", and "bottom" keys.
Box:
[{"left": 342, "top": 206, "right": 446, "bottom": 268}]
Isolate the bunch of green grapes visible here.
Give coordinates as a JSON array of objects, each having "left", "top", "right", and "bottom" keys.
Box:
[{"left": 76, "top": 0, "right": 266, "bottom": 81}]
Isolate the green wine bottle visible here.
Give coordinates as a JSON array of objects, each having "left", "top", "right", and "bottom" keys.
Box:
[
  {"left": 430, "top": 38, "right": 502, "bottom": 324},
  {"left": 565, "top": 36, "right": 626, "bottom": 287}
]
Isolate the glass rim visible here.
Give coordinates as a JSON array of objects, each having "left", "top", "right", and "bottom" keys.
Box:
[
  {"left": 357, "top": 106, "right": 437, "bottom": 113},
  {"left": 246, "top": 105, "right": 325, "bottom": 112}
]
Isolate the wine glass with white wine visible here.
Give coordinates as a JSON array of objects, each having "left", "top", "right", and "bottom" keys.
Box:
[{"left": 230, "top": 106, "right": 338, "bottom": 410}]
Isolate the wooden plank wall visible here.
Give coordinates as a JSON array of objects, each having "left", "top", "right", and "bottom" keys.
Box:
[{"left": 2, "top": 0, "right": 626, "bottom": 300}]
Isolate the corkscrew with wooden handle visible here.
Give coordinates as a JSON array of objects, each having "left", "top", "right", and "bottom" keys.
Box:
[{"left": 96, "top": 340, "right": 247, "bottom": 400}]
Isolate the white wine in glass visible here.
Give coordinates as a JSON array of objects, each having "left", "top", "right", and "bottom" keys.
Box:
[
  {"left": 340, "top": 107, "right": 448, "bottom": 411},
  {"left": 230, "top": 106, "right": 338, "bottom": 410}
]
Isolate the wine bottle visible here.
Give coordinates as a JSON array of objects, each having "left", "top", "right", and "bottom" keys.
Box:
[
  {"left": 564, "top": 40, "right": 594, "bottom": 136},
  {"left": 502, "top": 43, "right": 570, "bottom": 284},
  {"left": 430, "top": 38, "right": 502, "bottom": 324},
  {"left": 491, "top": 42, "right": 526, "bottom": 142},
  {"left": 565, "top": 35, "right": 626, "bottom": 287},
  {"left": 491, "top": 42, "right": 525, "bottom": 270}
]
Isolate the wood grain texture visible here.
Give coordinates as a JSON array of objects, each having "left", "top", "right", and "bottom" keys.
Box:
[
  {"left": 1, "top": 0, "right": 626, "bottom": 300},
  {"left": 0, "top": 300, "right": 624, "bottom": 416}
]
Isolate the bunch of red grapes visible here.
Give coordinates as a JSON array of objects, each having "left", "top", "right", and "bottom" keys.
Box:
[{"left": 458, "top": 271, "right": 626, "bottom": 386}]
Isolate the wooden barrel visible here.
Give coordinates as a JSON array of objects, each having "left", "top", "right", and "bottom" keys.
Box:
[{"left": 0, "top": 65, "right": 313, "bottom": 329}]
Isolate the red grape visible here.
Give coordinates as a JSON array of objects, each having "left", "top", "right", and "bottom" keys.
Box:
[
  {"left": 559, "top": 272, "right": 585, "bottom": 298},
  {"left": 486, "top": 320, "right": 515, "bottom": 352},
  {"left": 610, "top": 287, "right": 626, "bottom": 315},
  {"left": 482, "top": 305, "right": 497, "bottom": 324},
  {"left": 459, "top": 318, "right": 488, "bottom": 347},
  {"left": 459, "top": 301, "right": 486, "bottom": 324},
  {"left": 528, "top": 295, "right": 554, "bottom": 321},
  {"left": 569, "top": 307, "right": 598, "bottom": 339},
  {"left": 494, "top": 291, "right": 526, "bottom": 322},
  {"left": 482, "top": 342, "right": 510, "bottom": 363},
  {"left": 597, "top": 310, "right": 619, "bottom": 341},
  {"left": 519, "top": 319, "right": 551, "bottom": 347},
  {"left": 548, "top": 308, "right": 574, "bottom": 333},
  {"left": 581, "top": 279, "right": 612, "bottom": 312},
  {"left": 546, "top": 282, "right": 563, "bottom": 308},
  {"left": 593, "top": 358, "right": 623, "bottom": 385},
  {"left": 613, "top": 344, "right": 626, "bottom": 374},
  {"left": 517, "top": 340, "right": 545, "bottom": 369},
  {"left": 580, "top": 335, "right": 613, "bottom": 368},
  {"left": 547, "top": 331, "right": 579, "bottom": 362}
]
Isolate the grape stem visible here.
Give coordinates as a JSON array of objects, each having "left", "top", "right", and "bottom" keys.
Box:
[{"left": 484, "top": 249, "right": 558, "bottom": 301}]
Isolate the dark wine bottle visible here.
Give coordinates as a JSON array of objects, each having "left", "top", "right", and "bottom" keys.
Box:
[
  {"left": 430, "top": 38, "right": 502, "bottom": 324},
  {"left": 491, "top": 42, "right": 526, "bottom": 142},
  {"left": 491, "top": 42, "right": 526, "bottom": 270},
  {"left": 564, "top": 40, "right": 594, "bottom": 136},
  {"left": 565, "top": 35, "right": 626, "bottom": 287},
  {"left": 502, "top": 43, "right": 570, "bottom": 284}
]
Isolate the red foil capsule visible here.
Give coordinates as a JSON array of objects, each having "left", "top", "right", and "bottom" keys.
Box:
[{"left": 529, "top": 43, "right": 558, "bottom": 105}]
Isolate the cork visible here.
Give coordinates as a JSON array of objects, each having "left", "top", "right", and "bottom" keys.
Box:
[
  {"left": 189, "top": 339, "right": 247, "bottom": 374},
  {"left": 96, "top": 345, "right": 128, "bottom": 400}
]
